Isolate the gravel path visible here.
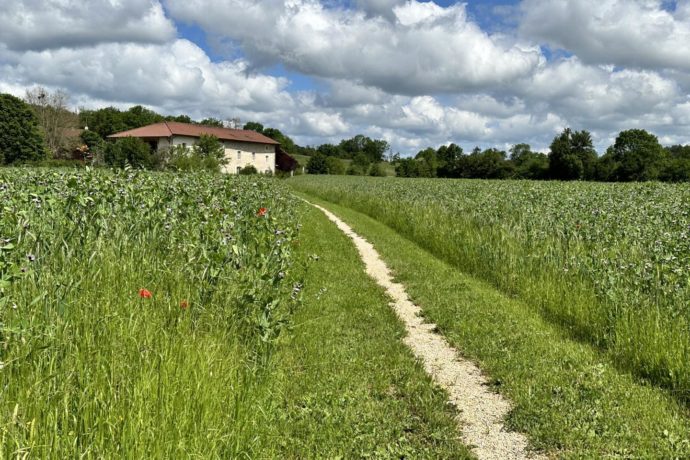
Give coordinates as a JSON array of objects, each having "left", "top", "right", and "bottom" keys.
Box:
[{"left": 311, "top": 202, "right": 544, "bottom": 460}]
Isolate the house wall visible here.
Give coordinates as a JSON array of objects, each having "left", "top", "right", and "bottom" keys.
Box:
[{"left": 155, "top": 136, "right": 276, "bottom": 174}]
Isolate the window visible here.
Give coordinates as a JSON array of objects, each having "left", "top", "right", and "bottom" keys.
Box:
[
  {"left": 265, "top": 155, "right": 269, "bottom": 162},
  {"left": 252, "top": 152, "right": 256, "bottom": 161},
  {"left": 237, "top": 151, "right": 241, "bottom": 160},
  {"left": 236, "top": 166, "right": 241, "bottom": 174},
  {"left": 182, "top": 142, "right": 187, "bottom": 149}
]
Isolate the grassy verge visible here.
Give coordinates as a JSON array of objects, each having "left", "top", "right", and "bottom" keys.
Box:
[
  {"left": 254, "top": 204, "right": 472, "bottom": 458},
  {"left": 297, "top": 193, "right": 690, "bottom": 458}
]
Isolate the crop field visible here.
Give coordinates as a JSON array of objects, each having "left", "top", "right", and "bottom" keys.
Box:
[
  {"left": 0, "top": 169, "right": 301, "bottom": 456},
  {"left": 290, "top": 176, "right": 690, "bottom": 400}
]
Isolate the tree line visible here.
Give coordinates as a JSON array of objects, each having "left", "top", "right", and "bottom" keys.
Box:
[
  {"left": 3, "top": 88, "right": 689, "bottom": 181},
  {"left": 394, "top": 128, "right": 690, "bottom": 182}
]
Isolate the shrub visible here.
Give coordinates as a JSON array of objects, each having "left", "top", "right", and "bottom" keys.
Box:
[
  {"left": 239, "top": 165, "right": 259, "bottom": 175},
  {"left": 103, "top": 137, "right": 153, "bottom": 169}
]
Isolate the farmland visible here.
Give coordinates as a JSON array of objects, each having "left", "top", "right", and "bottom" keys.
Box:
[
  {"left": 289, "top": 176, "right": 690, "bottom": 400},
  {"left": 0, "top": 168, "right": 471, "bottom": 457}
]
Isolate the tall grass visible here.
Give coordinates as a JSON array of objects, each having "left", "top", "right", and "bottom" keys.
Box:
[
  {"left": 0, "top": 168, "right": 301, "bottom": 456},
  {"left": 290, "top": 176, "right": 690, "bottom": 400}
]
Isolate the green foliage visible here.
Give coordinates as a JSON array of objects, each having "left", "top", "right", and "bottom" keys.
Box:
[
  {"left": 103, "top": 136, "right": 153, "bottom": 169},
  {"left": 548, "top": 128, "right": 597, "bottom": 180},
  {"left": 0, "top": 93, "right": 48, "bottom": 164},
  {"left": 600, "top": 129, "right": 667, "bottom": 181},
  {"left": 299, "top": 195, "right": 690, "bottom": 458},
  {"left": 325, "top": 156, "right": 346, "bottom": 175},
  {"left": 198, "top": 117, "right": 224, "bottom": 127},
  {"left": 239, "top": 164, "right": 259, "bottom": 175},
  {"left": 290, "top": 176, "right": 690, "bottom": 403},
  {"left": 0, "top": 170, "right": 301, "bottom": 456},
  {"left": 510, "top": 144, "right": 549, "bottom": 179},
  {"left": 306, "top": 152, "right": 328, "bottom": 174},
  {"left": 369, "top": 162, "right": 387, "bottom": 177},
  {"left": 194, "top": 134, "right": 225, "bottom": 160},
  {"left": 80, "top": 129, "right": 103, "bottom": 150}
]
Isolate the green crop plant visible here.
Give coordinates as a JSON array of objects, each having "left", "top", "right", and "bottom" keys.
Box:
[
  {"left": 289, "top": 176, "right": 690, "bottom": 401},
  {"left": 0, "top": 168, "right": 301, "bottom": 457}
]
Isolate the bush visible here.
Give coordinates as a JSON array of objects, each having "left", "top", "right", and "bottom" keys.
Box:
[
  {"left": 306, "top": 153, "right": 328, "bottom": 174},
  {"left": 0, "top": 93, "right": 48, "bottom": 164},
  {"left": 239, "top": 165, "right": 258, "bottom": 175},
  {"left": 325, "top": 156, "right": 346, "bottom": 175},
  {"left": 369, "top": 162, "right": 387, "bottom": 177},
  {"left": 103, "top": 137, "right": 153, "bottom": 169}
]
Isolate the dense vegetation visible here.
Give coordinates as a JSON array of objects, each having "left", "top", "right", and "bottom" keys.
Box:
[
  {"left": 0, "top": 169, "right": 300, "bottom": 455},
  {"left": 395, "top": 128, "right": 690, "bottom": 182},
  {"left": 0, "top": 169, "right": 477, "bottom": 457},
  {"left": 289, "top": 176, "right": 690, "bottom": 401},
  {"left": 301, "top": 196, "right": 690, "bottom": 458}
]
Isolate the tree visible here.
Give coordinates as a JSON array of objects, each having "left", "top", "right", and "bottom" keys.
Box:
[
  {"left": 306, "top": 152, "right": 328, "bottom": 174},
  {"left": 510, "top": 144, "right": 549, "bottom": 179},
  {"left": 415, "top": 147, "right": 438, "bottom": 177},
  {"left": 0, "top": 93, "right": 47, "bottom": 164},
  {"left": 24, "top": 87, "right": 79, "bottom": 158},
  {"left": 325, "top": 156, "right": 346, "bottom": 175},
  {"left": 463, "top": 148, "right": 513, "bottom": 179},
  {"left": 348, "top": 152, "right": 371, "bottom": 175},
  {"left": 660, "top": 145, "right": 690, "bottom": 182},
  {"left": 437, "top": 143, "right": 463, "bottom": 177},
  {"left": 548, "top": 128, "right": 597, "bottom": 180},
  {"left": 194, "top": 134, "right": 224, "bottom": 160},
  {"left": 602, "top": 129, "right": 667, "bottom": 181},
  {"left": 199, "top": 117, "right": 224, "bottom": 127},
  {"left": 103, "top": 137, "right": 152, "bottom": 168},
  {"left": 243, "top": 121, "right": 265, "bottom": 133}
]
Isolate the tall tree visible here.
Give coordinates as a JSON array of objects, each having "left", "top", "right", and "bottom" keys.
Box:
[
  {"left": 548, "top": 128, "right": 597, "bottom": 180},
  {"left": 0, "top": 93, "right": 47, "bottom": 164},
  {"left": 24, "top": 87, "right": 79, "bottom": 158},
  {"left": 602, "top": 129, "right": 667, "bottom": 181}
]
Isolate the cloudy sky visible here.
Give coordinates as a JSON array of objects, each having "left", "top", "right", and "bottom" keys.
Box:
[{"left": 1, "top": 0, "right": 689, "bottom": 154}]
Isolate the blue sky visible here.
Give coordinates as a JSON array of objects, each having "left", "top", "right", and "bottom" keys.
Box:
[{"left": 1, "top": 0, "right": 690, "bottom": 154}]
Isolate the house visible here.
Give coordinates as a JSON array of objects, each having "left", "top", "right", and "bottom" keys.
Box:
[{"left": 108, "top": 121, "right": 287, "bottom": 174}]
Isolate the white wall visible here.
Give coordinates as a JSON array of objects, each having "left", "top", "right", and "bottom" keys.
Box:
[{"left": 155, "top": 136, "right": 276, "bottom": 174}]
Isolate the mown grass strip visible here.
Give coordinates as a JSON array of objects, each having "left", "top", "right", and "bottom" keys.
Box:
[
  {"left": 297, "top": 193, "right": 690, "bottom": 459},
  {"left": 255, "top": 204, "right": 473, "bottom": 458}
]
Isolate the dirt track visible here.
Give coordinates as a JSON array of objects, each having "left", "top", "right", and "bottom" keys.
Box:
[{"left": 310, "top": 202, "right": 543, "bottom": 460}]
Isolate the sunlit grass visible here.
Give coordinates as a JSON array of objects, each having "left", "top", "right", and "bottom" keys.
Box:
[{"left": 289, "top": 176, "right": 690, "bottom": 400}]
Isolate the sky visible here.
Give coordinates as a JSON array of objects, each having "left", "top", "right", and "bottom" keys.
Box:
[{"left": 1, "top": 0, "right": 690, "bottom": 155}]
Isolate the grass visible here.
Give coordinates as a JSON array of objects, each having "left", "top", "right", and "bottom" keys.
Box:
[
  {"left": 296, "top": 192, "right": 690, "bottom": 458},
  {"left": 254, "top": 204, "right": 472, "bottom": 457},
  {"left": 1, "top": 169, "right": 472, "bottom": 457},
  {"left": 288, "top": 176, "right": 690, "bottom": 401}
]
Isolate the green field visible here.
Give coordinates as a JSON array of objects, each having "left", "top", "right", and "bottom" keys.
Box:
[
  {"left": 289, "top": 176, "right": 690, "bottom": 399},
  {"left": 0, "top": 169, "right": 469, "bottom": 457},
  {"left": 5, "top": 168, "right": 690, "bottom": 457}
]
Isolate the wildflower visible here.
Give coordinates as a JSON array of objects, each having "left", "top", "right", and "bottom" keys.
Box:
[
  {"left": 139, "top": 288, "right": 152, "bottom": 299},
  {"left": 180, "top": 300, "right": 189, "bottom": 309},
  {"left": 257, "top": 207, "right": 268, "bottom": 217},
  {"left": 27, "top": 254, "right": 36, "bottom": 262}
]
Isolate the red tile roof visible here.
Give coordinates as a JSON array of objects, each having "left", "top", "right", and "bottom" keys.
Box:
[{"left": 107, "top": 121, "right": 280, "bottom": 145}]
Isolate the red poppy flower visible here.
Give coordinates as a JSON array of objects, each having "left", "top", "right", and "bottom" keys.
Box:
[
  {"left": 139, "top": 288, "right": 152, "bottom": 299},
  {"left": 257, "top": 207, "right": 268, "bottom": 217},
  {"left": 180, "top": 300, "right": 189, "bottom": 309}
]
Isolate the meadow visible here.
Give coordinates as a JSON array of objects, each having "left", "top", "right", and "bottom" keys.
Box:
[
  {"left": 0, "top": 168, "right": 472, "bottom": 457},
  {"left": 0, "top": 169, "right": 301, "bottom": 456},
  {"left": 289, "top": 176, "right": 690, "bottom": 400}
]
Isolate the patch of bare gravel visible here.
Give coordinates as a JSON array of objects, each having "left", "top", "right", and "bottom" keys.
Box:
[{"left": 310, "top": 202, "right": 544, "bottom": 460}]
